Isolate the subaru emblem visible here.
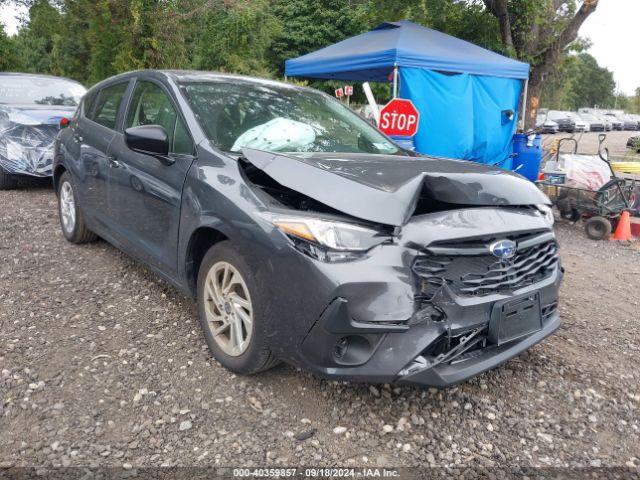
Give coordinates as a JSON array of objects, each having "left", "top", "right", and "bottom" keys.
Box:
[{"left": 489, "top": 239, "right": 516, "bottom": 259}]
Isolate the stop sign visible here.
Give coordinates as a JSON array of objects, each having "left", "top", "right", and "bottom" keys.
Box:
[{"left": 379, "top": 99, "right": 420, "bottom": 137}]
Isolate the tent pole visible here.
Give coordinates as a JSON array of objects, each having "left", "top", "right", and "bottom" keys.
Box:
[
  {"left": 392, "top": 66, "right": 398, "bottom": 98},
  {"left": 519, "top": 78, "right": 529, "bottom": 131}
]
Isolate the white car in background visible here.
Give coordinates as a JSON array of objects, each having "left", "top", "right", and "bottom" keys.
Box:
[
  {"left": 536, "top": 114, "right": 559, "bottom": 133},
  {"left": 596, "top": 114, "right": 613, "bottom": 131},
  {"left": 603, "top": 113, "right": 624, "bottom": 130},
  {"left": 565, "top": 112, "right": 589, "bottom": 132},
  {"left": 578, "top": 112, "right": 605, "bottom": 132},
  {"left": 579, "top": 108, "right": 613, "bottom": 131}
]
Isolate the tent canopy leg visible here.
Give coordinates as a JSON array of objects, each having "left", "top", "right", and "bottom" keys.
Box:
[{"left": 392, "top": 66, "right": 399, "bottom": 98}]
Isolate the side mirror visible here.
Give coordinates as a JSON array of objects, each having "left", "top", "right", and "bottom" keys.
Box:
[{"left": 125, "top": 125, "right": 170, "bottom": 158}]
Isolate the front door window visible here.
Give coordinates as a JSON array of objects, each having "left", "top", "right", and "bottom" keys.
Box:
[{"left": 125, "top": 81, "right": 193, "bottom": 155}]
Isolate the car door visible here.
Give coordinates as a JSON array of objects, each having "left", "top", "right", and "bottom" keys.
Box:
[
  {"left": 106, "top": 78, "right": 196, "bottom": 277},
  {"left": 74, "top": 81, "right": 130, "bottom": 230}
]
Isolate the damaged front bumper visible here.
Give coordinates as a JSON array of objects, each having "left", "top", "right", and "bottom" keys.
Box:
[
  {"left": 298, "top": 272, "right": 561, "bottom": 387},
  {"left": 282, "top": 208, "right": 562, "bottom": 387},
  {"left": 398, "top": 312, "right": 559, "bottom": 387}
]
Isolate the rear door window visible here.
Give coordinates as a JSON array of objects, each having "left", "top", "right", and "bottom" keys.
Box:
[
  {"left": 81, "top": 90, "right": 97, "bottom": 118},
  {"left": 89, "top": 82, "right": 128, "bottom": 130},
  {"left": 125, "top": 80, "right": 193, "bottom": 155}
]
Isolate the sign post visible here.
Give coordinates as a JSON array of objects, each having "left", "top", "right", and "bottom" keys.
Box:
[
  {"left": 335, "top": 87, "right": 344, "bottom": 100},
  {"left": 362, "top": 82, "right": 380, "bottom": 125},
  {"left": 344, "top": 85, "right": 353, "bottom": 106},
  {"left": 378, "top": 99, "right": 420, "bottom": 137}
]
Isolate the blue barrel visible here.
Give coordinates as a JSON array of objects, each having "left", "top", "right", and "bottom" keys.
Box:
[
  {"left": 389, "top": 135, "right": 416, "bottom": 151},
  {"left": 512, "top": 133, "right": 542, "bottom": 181}
]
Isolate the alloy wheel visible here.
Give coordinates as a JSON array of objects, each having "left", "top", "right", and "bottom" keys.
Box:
[
  {"left": 203, "top": 261, "right": 254, "bottom": 356},
  {"left": 60, "top": 181, "right": 76, "bottom": 234}
]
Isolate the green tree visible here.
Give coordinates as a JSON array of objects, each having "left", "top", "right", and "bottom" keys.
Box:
[
  {"left": 0, "top": 23, "right": 18, "bottom": 71},
  {"left": 482, "top": 0, "right": 600, "bottom": 127},
  {"left": 632, "top": 88, "right": 640, "bottom": 114},
  {"left": 541, "top": 50, "right": 616, "bottom": 111},
  {"left": 1, "top": 0, "right": 607, "bottom": 113},
  {"left": 563, "top": 53, "right": 615, "bottom": 109},
  {"left": 191, "top": 0, "right": 280, "bottom": 76},
  {"left": 113, "top": 0, "right": 178, "bottom": 72},
  {"left": 49, "top": 0, "right": 93, "bottom": 82},
  {"left": 268, "top": 0, "right": 367, "bottom": 77},
  {"left": 12, "top": 0, "right": 61, "bottom": 74},
  {"left": 84, "top": 0, "right": 128, "bottom": 83}
]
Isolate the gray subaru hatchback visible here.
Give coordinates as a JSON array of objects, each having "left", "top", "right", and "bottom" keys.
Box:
[{"left": 54, "top": 70, "right": 561, "bottom": 387}]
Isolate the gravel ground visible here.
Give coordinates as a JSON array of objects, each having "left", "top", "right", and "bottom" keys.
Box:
[
  {"left": 1, "top": 185, "right": 640, "bottom": 472},
  {"left": 541, "top": 130, "right": 640, "bottom": 160}
]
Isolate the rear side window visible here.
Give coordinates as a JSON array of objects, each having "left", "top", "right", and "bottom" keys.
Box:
[
  {"left": 125, "top": 80, "right": 193, "bottom": 155},
  {"left": 81, "top": 90, "right": 97, "bottom": 118},
  {"left": 89, "top": 82, "right": 128, "bottom": 130}
]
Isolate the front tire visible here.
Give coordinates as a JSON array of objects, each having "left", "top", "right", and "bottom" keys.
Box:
[
  {"left": 197, "top": 241, "right": 279, "bottom": 374},
  {"left": 57, "top": 172, "right": 97, "bottom": 243}
]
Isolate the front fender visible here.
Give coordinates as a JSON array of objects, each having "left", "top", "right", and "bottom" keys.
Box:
[{"left": 176, "top": 155, "right": 285, "bottom": 296}]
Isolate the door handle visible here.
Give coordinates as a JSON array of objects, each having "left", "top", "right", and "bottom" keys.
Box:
[{"left": 107, "top": 155, "right": 120, "bottom": 168}]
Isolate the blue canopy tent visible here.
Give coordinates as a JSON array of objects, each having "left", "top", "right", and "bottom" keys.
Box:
[{"left": 285, "top": 21, "right": 530, "bottom": 167}]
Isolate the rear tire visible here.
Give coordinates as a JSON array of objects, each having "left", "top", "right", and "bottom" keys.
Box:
[
  {"left": 584, "top": 216, "right": 612, "bottom": 240},
  {"left": 57, "top": 172, "right": 97, "bottom": 244},
  {"left": 0, "top": 167, "right": 18, "bottom": 190},
  {"left": 197, "top": 241, "right": 279, "bottom": 374}
]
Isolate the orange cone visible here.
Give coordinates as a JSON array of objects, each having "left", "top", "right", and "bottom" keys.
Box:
[{"left": 612, "top": 211, "right": 632, "bottom": 241}]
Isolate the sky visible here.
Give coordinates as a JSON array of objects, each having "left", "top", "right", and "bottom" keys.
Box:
[
  {"left": 579, "top": 0, "right": 638, "bottom": 96},
  {"left": 0, "top": 2, "right": 24, "bottom": 36},
  {"left": 1, "top": 1, "right": 638, "bottom": 95}
]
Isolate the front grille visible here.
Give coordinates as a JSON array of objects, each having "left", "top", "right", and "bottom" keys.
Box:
[
  {"left": 542, "top": 302, "right": 558, "bottom": 320},
  {"left": 413, "top": 232, "right": 559, "bottom": 298}
]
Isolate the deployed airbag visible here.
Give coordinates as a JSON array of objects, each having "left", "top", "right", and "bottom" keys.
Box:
[{"left": 231, "top": 118, "right": 316, "bottom": 152}]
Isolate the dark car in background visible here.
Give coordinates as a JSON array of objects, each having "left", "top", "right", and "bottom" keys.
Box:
[
  {"left": 547, "top": 110, "right": 575, "bottom": 132},
  {"left": 628, "top": 114, "right": 640, "bottom": 130},
  {"left": 0, "top": 73, "right": 86, "bottom": 189},
  {"left": 607, "top": 112, "right": 639, "bottom": 131},
  {"left": 53, "top": 70, "right": 561, "bottom": 387}
]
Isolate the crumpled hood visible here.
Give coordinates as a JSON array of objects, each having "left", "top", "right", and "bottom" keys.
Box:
[{"left": 242, "top": 149, "right": 550, "bottom": 226}]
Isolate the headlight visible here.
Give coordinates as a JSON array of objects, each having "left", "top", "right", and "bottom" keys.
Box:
[
  {"left": 536, "top": 204, "right": 555, "bottom": 226},
  {"left": 268, "top": 215, "right": 391, "bottom": 262}
]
